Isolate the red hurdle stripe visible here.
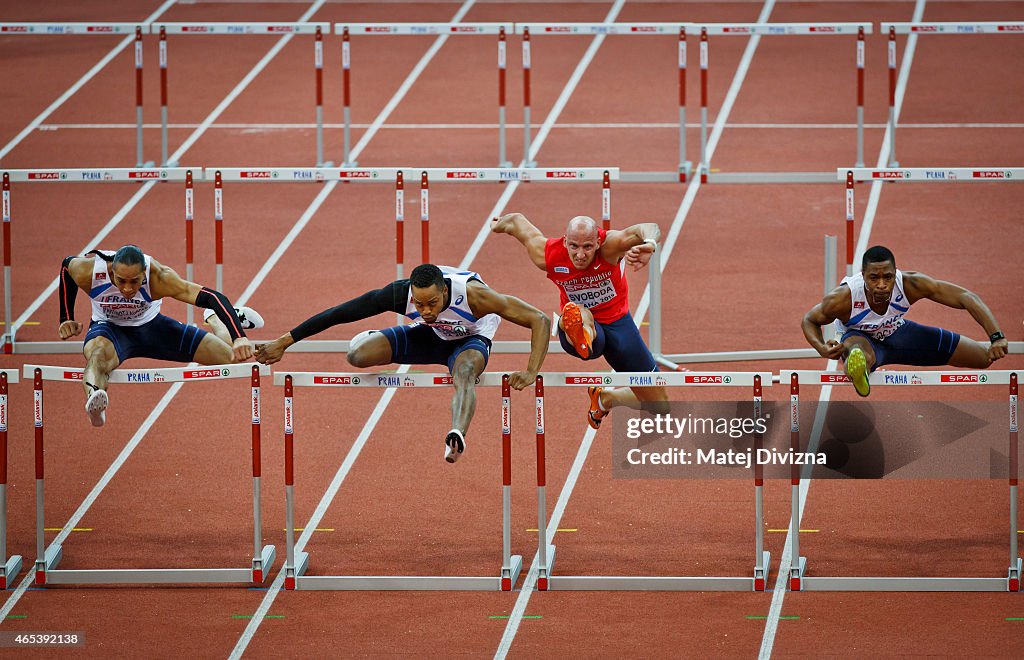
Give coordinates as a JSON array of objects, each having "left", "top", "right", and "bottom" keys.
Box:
[
  {"left": 498, "top": 27, "right": 506, "bottom": 109},
  {"left": 1011, "top": 373, "right": 1018, "bottom": 487},
  {"left": 535, "top": 375, "right": 545, "bottom": 488},
  {"left": 522, "top": 27, "right": 531, "bottom": 108},
  {"left": 395, "top": 171, "right": 405, "bottom": 275},
  {"left": 888, "top": 26, "right": 896, "bottom": 108},
  {"left": 159, "top": 27, "right": 168, "bottom": 108},
  {"left": 135, "top": 27, "right": 143, "bottom": 107},
  {"left": 2, "top": 172, "right": 10, "bottom": 269},
  {"left": 846, "top": 171, "right": 854, "bottom": 273},
  {"left": 0, "top": 373, "right": 7, "bottom": 486},
  {"left": 34, "top": 369, "right": 43, "bottom": 480},
  {"left": 502, "top": 374, "right": 512, "bottom": 487},
  {"left": 790, "top": 372, "right": 799, "bottom": 486},
  {"left": 601, "top": 170, "right": 610, "bottom": 231},
  {"left": 214, "top": 170, "right": 223, "bottom": 278},
  {"left": 252, "top": 365, "right": 261, "bottom": 479},
  {"left": 184, "top": 170, "right": 194, "bottom": 265},
  {"left": 315, "top": 26, "right": 323, "bottom": 107},
  {"left": 420, "top": 171, "right": 429, "bottom": 264},
  {"left": 342, "top": 27, "right": 351, "bottom": 108},
  {"left": 856, "top": 27, "right": 865, "bottom": 108},
  {"left": 753, "top": 374, "right": 763, "bottom": 487},
  {"left": 284, "top": 375, "right": 294, "bottom": 487},
  {"left": 678, "top": 27, "right": 686, "bottom": 109}
]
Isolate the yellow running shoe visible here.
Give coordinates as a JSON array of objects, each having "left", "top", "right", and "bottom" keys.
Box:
[{"left": 845, "top": 347, "right": 870, "bottom": 397}]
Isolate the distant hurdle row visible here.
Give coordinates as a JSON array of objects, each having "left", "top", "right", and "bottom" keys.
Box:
[
  {"left": 1, "top": 367, "right": 1020, "bottom": 592},
  {"left": 0, "top": 166, "right": 614, "bottom": 354},
  {"left": 9, "top": 21, "right": 1021, "bottom": 177}
]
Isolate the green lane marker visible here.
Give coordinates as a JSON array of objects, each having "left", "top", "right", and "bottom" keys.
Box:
[
  {"left": 233, "top": 615, "right": 285, "bottom": 619},
  {"left": 1006, "top": 617, "right": 1024, "bottom": 621},
  {"left": 747, "top": 615, "right": 800, "bottom": 620},
  {"left": 489, "top": 615, "right": 542, "bottom": 619},
  {"left": 6, "top": 615, "right": 27, "bottom": 619}
]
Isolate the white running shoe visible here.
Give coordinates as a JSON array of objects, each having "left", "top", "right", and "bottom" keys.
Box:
[
  {"left": 85, "top": 388, "right": 108, "bottom": 427},
  {"left": 203, "top": 306, "right": 265, "bottom": 330},
  {"left": 444, "top": 429, "right": 466, "bottom": 464}
]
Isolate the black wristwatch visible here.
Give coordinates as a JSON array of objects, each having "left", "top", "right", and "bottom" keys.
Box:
[{"left": 989, "top": 331, "right": 1005, "bottom": 343}]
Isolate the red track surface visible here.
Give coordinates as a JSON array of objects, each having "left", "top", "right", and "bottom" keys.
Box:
[{"left": 0, "top": 1, "right": 1022, "bottom": 658}]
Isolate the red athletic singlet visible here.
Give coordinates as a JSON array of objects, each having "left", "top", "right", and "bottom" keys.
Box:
[{"left": 544, "top": 230, "right": 629, "bottom": 324}]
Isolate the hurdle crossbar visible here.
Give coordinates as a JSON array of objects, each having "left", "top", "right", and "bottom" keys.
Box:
[
  {"left": 839, "top": 167, "right": 1024, "bottom": 275},
  {"left": 0, "top": 168, "right": 197, "bottom": 354},
  {"left": 880, "top": 23, "right": 1024, "bottom": 166},
  {"left": 275, "top": 371, "right": 523, "bottom": 590},
  {"left": 515, "top": 23, "right": 692, "bottom": 179},
  {"left": 333, "top": 23, "right": 513, "bottom": 166},
  {"left": 528, "top": 372, "right": 774, "bottom": 591},
  {"left": 694, "top": 23, "right": 872, "bottom": 183},
  {"left": 0, "top": 370, "right": 22, "bottom": 589},
  {"left": 782, "top": 369, "right": 1022, "bottom": 592},
  {"left": 25, "top": 363, "right": 275, "bottom": 586},
  {"left": 149, "top": 23, "right": 331, "bottom": 166}
]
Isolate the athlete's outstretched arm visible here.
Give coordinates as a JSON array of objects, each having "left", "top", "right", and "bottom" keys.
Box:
[
  {"left": 57, "top": 256, "right": 94, "bottom": 340},
  {"left": 491, "top": 213, "right": 549, "bottom": 271},
  {"left": 602, "top": 223, "right": 661, "bottom": 270},
  {"left": 903, "top": 271, "right": 1008, "bottom": 360},
  {"left": 468, "top": 283, "right": 550, "bottom": 390},
  {"left": 802, "top": 285, "right": 851, "bottom": 360}
]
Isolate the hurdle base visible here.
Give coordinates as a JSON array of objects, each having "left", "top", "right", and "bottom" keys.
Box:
[
  {"left": 754, "top": 551, "right": 771, "bottom": 592},
  {"left": 295, "top": 574, "right": 513, "bottom": 591},
  {"left": 678, "top": 161, "right": 693, "bottom": 183},
  {"left": 536, "top": 544, "right": 557, "bottom": 591},
  {"left": 789, "top": 555, "right": 807, "bottom": 591},
  {"left": 34, "top": 544, "right": 63, "bottom": 585},
  {"left": 42, "top": 566, "right": 278, "bottom": 585},
  {"left": 501, "top": 554, "right": 523, "bottom": 591},
  {"left": 706, "top": 171, "right": 836, "bottom": 184},
  {"left": 799, "top": 577, "right": 1013, "bottom": 592},
  {"left": 284, "top": 551, "right": 310, "bottom": 590},
  {"left": 617, "top": 171, "right": 685, "bottom": 183},
  {"left": 547, "top": 576, "right": 756, "bottom": 591},
  {"left": 1009, "top": 557, "right": 1022, "bottom": 592},
  {"left": 251, "top": 544, "right": 277, "bottom": 584},
  {"left": 1, "top": 555, "right": 23, "bottom": 589}
]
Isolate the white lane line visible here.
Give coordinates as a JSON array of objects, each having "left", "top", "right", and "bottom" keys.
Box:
[
  {"left": 0, "top": 0, "right": 333, "bottom": 622},
  {"left": 0, "top": 0, "right": 178, "bottom": 163},
  {"left": 757, "top": 2, "right": 927, "bottom": 658}
]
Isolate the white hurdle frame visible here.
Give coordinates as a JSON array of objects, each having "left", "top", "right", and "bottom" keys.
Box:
[
  {"left": 334, "top": 24, "right": 513, "bottom": 167},
  {"left": 211, "top": 165, "right": 616, "bottom": 294},
  {"left": 531, "top": 371, "right": 774, "bottom": 591},
  {"left": 0, "top": 369, "right": 22, "bottom": 589},
  {"left": 26, "top": 363, "right": 275, "bottom": 586},
  {"left": 275, "top": 371, "right": 522, "bottom": 591},
  {"left": 880, "top": 22, "right": 1024, "bottom": 167},
  {"left": 514, "top": 23, "right": 690, "bottom": 180},
  {"left": 840, "top": 167, "right": 1024, "bottom": 276},
  {"left": 150, "top": 23, "right": 332, "bottom": 167},
  {"left": 0, "top": 168, "right": 196, "bottom": 354},
  {"left": 695, "top": 23, "right": 872, "bottom": 184},
  {"left": 783, "top": 369, "right": 1022, "bottom": 592}
]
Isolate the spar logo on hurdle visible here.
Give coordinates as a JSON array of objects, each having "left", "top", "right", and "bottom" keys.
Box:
[
  {"left": 28, "top": 172, "right": 63, "bottom": 180},
  {"left": 240, "top": 170, "right": 273, "bottom": 179},
  {"left": 545, "top": 171, "right": 585, "bottom": 179},
  {"left": 872, "top": 171, "right": 912, "bottom": 179},
  {"left": 339, "top": 170, "right": 376, "bottom": 179},
  {"left": 184, "top": 368, "right": 230, "bottom": 379},
  {"left": 86, "top": 26, "right": 116, "bottom": 33},
  {"left": 434, "top": 376, "right": 454, "bottom": 385},
  {"left": 941, "top": 374, "right": 987, "bottom": 383},
  {"left": 566, "top": 376, "right": 604, "bottom": 385},
  {"left": 820, "top": 374, "right": 851, "bottom": 383},
  {"left": 973, "top": 170, "right": 1012, "bottom": 179},
  {"left": 685, "top": 375, "right": 732, "bottom": 384},
  {"left": 314, "top": 376, "right": 359, "bottom": 385},
  {"left": 630, "top": 26, "right": 659, "bottom": 33},
  {"left": 0, "top": 26, "right": 31, "bottom": 32},
  {"left": 998, "top": 24, "right": 1024, "bottom": 31},
  {"left": 446, "top": 171, "right": 484, "bottom": 180},
  {"left": 63, "top": 371, "right": 84, "bottom": 381}
]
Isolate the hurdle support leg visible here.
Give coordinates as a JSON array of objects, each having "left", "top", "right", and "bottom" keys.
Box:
[
  {"left": 500, "top": 375, "right": 523, "bottom": 590},
  {"left": 250, "top": 366, "right": 276, "bottom": 583},
  {"left": 0, "top": 372, "right": 21, "bottom": 589},
  {"left": 752, "top": 375, "right": 771, "bottom": 592},
  {"left": 678, "top": 27, "right": 691, "bottom": 182},
  {"left": 788, "top": 373, "right": 807, "bottom": 591},
  {"left": 1010, "top": 374, "right": 1021, "bottom": 591}
]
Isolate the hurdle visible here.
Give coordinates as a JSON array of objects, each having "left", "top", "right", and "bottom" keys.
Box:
[
  {"left": 0, "top": 168, "right": 196, "bottom": 354},
  {"left": 334, "top": 23, "right": 513, "bottom": 167},
  {"left": 880, "top": 22, "right": 1024, "bottom": 167},
  {"left": 0, "top": 23, "right": 150, "bottom": 165},
  {"left": 530, "top": 371, "right": 773, "bottom": 591},
  {"left": 148, "top": 22, "right": 332, "bottom": 166},
  {"left": 696, "top": 23, "right": 872, "bottom": 184},
  {"left": 25, "top": 363, "right": 275, "bottom": 586},
  {"left": 515, "top": 23, "right": 690, "bottom": 181},
  {"left": 0, "top": 369, "right": 21, "bottom": 588},
  {"left": 783, "top": 369, "right": 1022, "bottom": 592},
  {"left": 211, "top": 165, "right": 615, "bottom": 294},
  {"left": 274, "top": 370, "right": 522, "bottom": 590},
  {"left": 841, "top": 167, "right": 1024, "bottom": 277}
]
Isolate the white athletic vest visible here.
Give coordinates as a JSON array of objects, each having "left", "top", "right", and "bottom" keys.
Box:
[
  {"left": 405, "top": 267, "right": 500, "bottom": 341},
  {"left": 834, "top": 269, "right": 909, "bottom": 341},
  {"left": 89, "top": 252, "right": 162, "bottom": 326}
]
